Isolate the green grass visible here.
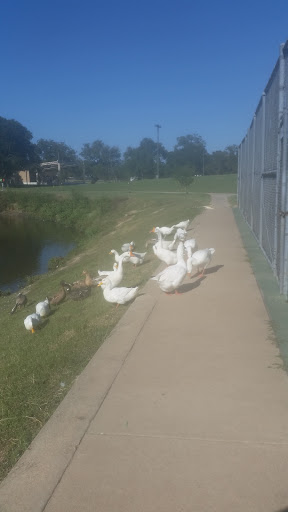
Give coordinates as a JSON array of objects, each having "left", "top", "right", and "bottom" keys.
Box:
[
  {"left": 7, "top": 174, "right": 237, "bottom": 198},
  {"left": 0, "top": 174, "right": 234, "bottom": 481}
]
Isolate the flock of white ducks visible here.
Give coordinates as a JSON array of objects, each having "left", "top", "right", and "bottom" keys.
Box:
[
  {"left": 97, "top": 218, "right": 215, "bottom": 305},
  {"left": 22, "top": 217, "right": 215, "bottom": 330}
]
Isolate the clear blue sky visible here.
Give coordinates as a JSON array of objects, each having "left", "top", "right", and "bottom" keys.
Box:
[{"left": 1, "top": 0, "right": 287, "bottom": 156}]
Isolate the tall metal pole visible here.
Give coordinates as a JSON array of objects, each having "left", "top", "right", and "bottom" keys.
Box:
[{"left": 155, "top": 124, "right": 161, "bottom": 179}]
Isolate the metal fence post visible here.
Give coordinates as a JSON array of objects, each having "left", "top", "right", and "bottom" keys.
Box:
[
  {"left": 280, "top": 44, "right": 288, "bottom": 296},
  {"left": 273, "top": 43, "right": 285, "bottom": 277},
  {"left": 259, "top": 93, "right": 266, "bottom": 249},
  {"left": 251, "top": 116, "right": 256, "bottom": 231}
]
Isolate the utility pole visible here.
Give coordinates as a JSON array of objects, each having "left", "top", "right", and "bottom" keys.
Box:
[{"left": 155, "top": 124, "right": 161, "bottom": 179}]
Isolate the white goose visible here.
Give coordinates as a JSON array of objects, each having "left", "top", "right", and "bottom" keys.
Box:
[
  {"left": 127, "top": 245, "right": 147, "bottom": 266},
  {"left": 98, "top": 263, "right": 118, "bottom": 277},
  {"left": 184, "top": 238, "right": 197, "bottom": 252},
  {"left": 109, "top": 249, "right": 130, "bottom": 264},
  {"left": 121, "top": 241, "right": 135, "bottom": 252},
  {"left": 104, "top": 253, "right": 126, "bottom": 288},
  {"left": 35, "top": 297, "right": 50, "bottom": 318},
  {"left": 24, "top": 313, "right": 41, "bottom": 333},
  {"left": 152, "top": 228, "right": 178, "bottom": 266},
  {"left": 154, "top": 228, "right": 186, "bottom": 251},
  {"left": 188, "top": 248, "right": 215, "bottom": 277},
  {"left": 150, "top": 225, "right": 175, "bottom": 238},
  {"left": 98, "top": 277, "right": 138, "bottom": 307},
  {"left": 184, "top": 239, "right": 198, "bottom": 272},
  {"left": 151, "top": 241, "right": 187, "bottom": 294},
  {"left": 173, "top": 219, "right": 190, "bottom": 230}
]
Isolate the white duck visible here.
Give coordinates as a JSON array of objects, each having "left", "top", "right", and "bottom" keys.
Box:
[
  {"left": 109, "top": 249, "right": 130, "bottom": 263},
  {"left": 151, "top": 241, "right": 187, "bottom": 294},
  {"left": 121, "top": 241, "right": 135, "bottom": 252},
  {"left": 152, "top": 228, "right": 178, "bottom": 266},
  {"left": 188, "top": 248, "right": 215, "bottom": 277},
  {"left": 154, "top": 228, "right": 186, "bottom": 251},
  {"left": 127, "top": 244, "right": 147, "bottom": 266},
  {"left": 98, "top": 277, "right": 138, "bottom": 307},
  {"left": 35, "top": 297, "right": 50, "bottom": 318},
  {"left": 104, "top": 253, "right": 126, "bottom": 288},
  {"left": 173, "top": 219, "right": 190, "bottom": 230},
  {"left": 184, "top": 238, "right": 198, "bottom": 259},
  {"left": 24, "top": 313, "right": 41, "bottom": 333},
  {"left": 150, "top": 225, "right": 175, "bottom": 238},
  {"left": 186, "top": 245, "right": 197, "bottom": 275},
  {"left": 98, "top": 263, "right": 118, "bottom": 277}
]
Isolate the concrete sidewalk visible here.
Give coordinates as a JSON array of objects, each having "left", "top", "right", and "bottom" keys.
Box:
[{"left": 1, "top": 194, "right": 288, "bottom": 512}]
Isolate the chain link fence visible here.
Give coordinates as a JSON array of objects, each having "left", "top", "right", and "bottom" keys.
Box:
[{"left": 238, "top": 41, "right": 288, "bottom": 297}]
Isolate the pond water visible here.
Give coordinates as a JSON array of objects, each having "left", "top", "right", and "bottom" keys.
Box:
[{"left": 0, "top": 215, "right": 76, "bottom": 292}]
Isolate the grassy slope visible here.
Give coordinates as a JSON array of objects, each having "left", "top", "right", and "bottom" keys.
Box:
[{"left": 0, "top": 175, "right": 235, "bottom": 480}]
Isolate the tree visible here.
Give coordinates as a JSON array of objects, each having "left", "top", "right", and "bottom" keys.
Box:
[
  {"left": 167, "top": 133, "right": 207, "bottom": 175},
  {"left": 35, "top": 139, "right": 81, "bottom": 183},
  {"left": 35, "top": 139, "right": 78, "bottom": 164},
  {"left": 225, "top": 145, "right": 238, "bottom": 174},
  {"left": 205, "top": 145, "right": 238, "bottom": 175},
  {"left": 80, "top": 140, "right": 121, "bottom": 181},
  {"left": 0, "top": 117, "right": 38, "bottom": 181},
  {"left": 122, "top": 138, "right": 167, "bottom": 180},
  {"left": 174, "top": 165, "right": 195, "bottom": 193}
]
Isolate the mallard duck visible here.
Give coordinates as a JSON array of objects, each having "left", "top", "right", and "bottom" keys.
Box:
[
  {"left": 35, "top": 297, "right": 50, "bottom": 317},
  {"left": 98, "top": 263, "right": 118, "bottom": 277},
  {"left": 121, "top": 241, "right": 135, "bottom": 252},
  {"left": 98, "top": 277, "right": 139, "bottom": 307},
  {"left": 50, "top": 281, "right": 67, "bottom": 305},
  {"left": 173, "top": 219, "right": 190, "bottom": 230},
  {"left": 24, "top": 313, "right": 41, "bottom": 333},
  {"left": 68, "top": 270, "right": 94, "bottom": 289},
  {"left": 150, "top": 225, "right": 175, "bottom": 238},
  {"left": 64, "top": 283, "right": 91, "bottom": 301},
  {"left": 188, "top": 248, "right": 215, "bottom": 277},
  {"left": 10, "top": 292, "right": 27, "bottom": 314},
  {"left": 151, "top": 241, "right": 187, "bottom": 294},
  {"left": 82, "top": 270, "right": 95, "bottom": 287}
]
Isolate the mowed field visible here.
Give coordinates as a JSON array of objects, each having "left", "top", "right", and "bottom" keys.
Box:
[{"left": 0, "top": 175, "right": 237, "bottom": 481}]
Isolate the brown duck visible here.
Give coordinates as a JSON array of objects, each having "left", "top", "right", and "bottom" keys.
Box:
[
  {"left": 67, "top": 270, "right": 95, "bottom": 289},
  {"left": 10, "top": 292, "right": 28, "bottom": 314},
  {"left": 49, "top": 281, "right": 67, "bottom": 306},
  {"left": 64, "top": 283, "right": 91, "bottom": 301}
]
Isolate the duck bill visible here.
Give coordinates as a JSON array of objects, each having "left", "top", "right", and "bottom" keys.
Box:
[
  {"left": 150, "top": 227, "right": 156, "bottom": 233},
  {"left": 97, "top": 282, "right": 103, "bottom": 287}
]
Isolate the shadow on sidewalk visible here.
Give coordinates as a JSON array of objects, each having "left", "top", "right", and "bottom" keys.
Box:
[
  {"left": 178, "top": 276, "right": 206, "bottom": 293},
  {"left": 204, "top": 264, "right": 224, "bottom": 275}
]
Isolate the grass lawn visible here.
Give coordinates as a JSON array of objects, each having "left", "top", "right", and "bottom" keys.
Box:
[
  {"left": 10, "top": 174, "right": 237, "bottom": 198},
  {"left": 0, "top": 175, "right": 236, "bottom": 481}
]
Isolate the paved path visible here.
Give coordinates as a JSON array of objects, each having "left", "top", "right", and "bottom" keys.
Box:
[{"left": 1, "top": 194, "right": 288, "bottom": 512}]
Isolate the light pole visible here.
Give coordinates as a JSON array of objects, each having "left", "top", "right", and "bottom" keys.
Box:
[{"left": 155, "top": 124, "right": 161, "bottom": 179}]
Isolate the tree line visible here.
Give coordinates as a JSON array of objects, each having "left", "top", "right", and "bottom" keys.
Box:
[{"left": 0, "top": 116, "right": 238, "bottom": 186}]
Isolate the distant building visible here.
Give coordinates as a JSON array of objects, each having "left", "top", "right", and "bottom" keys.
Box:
[{"left": 18, "top": 170, "right": 37, "bottom": 185}]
